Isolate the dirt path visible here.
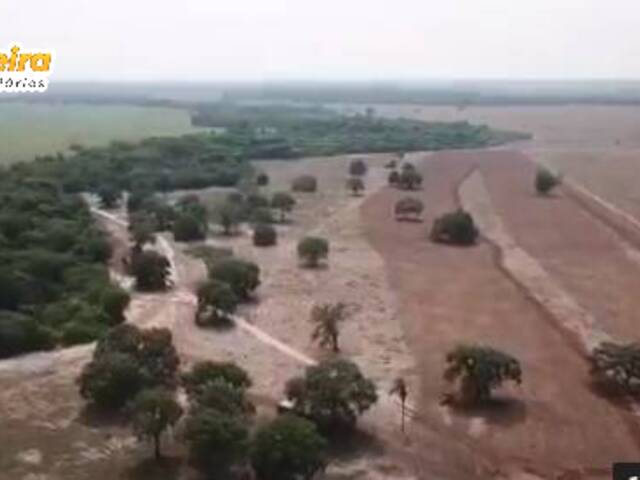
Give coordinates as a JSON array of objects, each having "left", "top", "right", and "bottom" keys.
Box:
[{"left": 362, "top": 151, "right": 640, "bottom": 480}]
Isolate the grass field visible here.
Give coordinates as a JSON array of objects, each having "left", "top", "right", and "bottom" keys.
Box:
[{"left": 0, "top": 103, "right": 203, "bottom": 165}]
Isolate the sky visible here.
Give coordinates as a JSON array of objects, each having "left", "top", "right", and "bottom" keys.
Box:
[{"left": 2, "top": 0, "right": 640, "bottom": 82}]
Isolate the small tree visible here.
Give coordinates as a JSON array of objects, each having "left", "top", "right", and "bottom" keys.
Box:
[
  {"left": 97, "top": 185, "right": 121, "bottom": 209},
  {"left": 129, "top": 213, "right": 156, "bottom": 253},
  {"left": 271, "top": 192, "right": 296, "bottom": 223},
  {"left": 251, "top": 415, "right": 327, "bottom": 480},
  {"left": 99, "top": 286, "right": 131, "bottom": 326},
  {"left": 430, "top": 209, "right": 479, "bottom": 246},
  {"left": 398, "top": 169, "right": 423, "bottom": 190},
  {"left": 348, "top": 159, "right": 368, "bottom": 177},
  {"left": 389, "top": 377, "right": 409, "bottom": 433},
  {"left": 208, "top": 258, "right": 260, "bottom": 300},
  {"left": 256, "top": 172, "right": 270, "bottom": 186},
  {"left": 196, "top": 279, "right": 239, "bottom": 326},
  {"left": 130, "top": 388, "right": 183, "bottom": 461},
  {"left": 184, "top": 408, "right": 249, "bottom": 478},
  {"left": 297, "top": 237, "right": 329, "bottom": 268},
  {"left": 590, "top": 341, "right": 640, "bottom": 394},
  {"left": 346, "top": 177, "right": 365, "bottom": 196},
  {"left": 291, "top": 175, "right": 318, "bottom": 193},
  {"left": 310, "top": 302, "right": 348, "bottom": 353},
  {"left": 388, "top": 170, "right": 400, "bottom": 186},
  {"left": 253, "top": 223, "right": 277, "bottom": 247},
  {"left": 131, "top": 250, "right": 171, "bottom": 291},
  {"left": 172, "top": 213, "right": 206, "bottom": 242},
  {"left": 535, "top": 167, "right": 561, "bottom": 195},
  {"left": 247, "top": 193, "right": 270, "bottom": 210},
  {"left": 444, "top": 344, "right": 522, "bottom": 405},
  {"left": 182, "top": 361, "right": 253, "bottom": 397},
  {"left": 216, "top": 202, "right": 242, "bottom": 236},
  {"left": 285, "top": 359, "right": 378, "bottom": 431},
  {"left": 394, "top": 197, "right": 424, "bottom": 221},
  {"left": 251, "top": 207, "right": 275, "bottom": 226}
]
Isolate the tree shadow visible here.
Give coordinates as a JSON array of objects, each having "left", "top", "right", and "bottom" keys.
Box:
[
  {"left": 76, "top": 403, "right": 131, "bottom": 428},
  {"left": 325, "top": 428, "right": 386, "bottom": 461},
  {"left": 585, "top": 377, "right": 638, "bottom": 409},
  {"left": 447, "top": 395, "right": 528, "bottom": 428},
  {"left": 395, "top": 217, "right": 424, "bottom": 223},
  {"left": 123, "top": 456, "right": 183, "bottom": 480}
]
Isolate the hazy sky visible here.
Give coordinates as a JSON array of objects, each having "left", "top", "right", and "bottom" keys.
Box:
[{"left": 3, "top": 0, "right": 640, "bottom": 81}]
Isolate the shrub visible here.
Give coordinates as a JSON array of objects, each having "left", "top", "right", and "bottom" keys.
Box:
[
  {"left": 535, "top": 167, "right": 561, "bottom": 195},
  {"left": 256, "top": 172, "right": 270, "bottom": 186},
  {"left": 444, "top": 344, "right": 522, "bottom": 405},
  {"left": 195, "top": 279, "right": 238, "bottom": 326},
  {"left": 99, "top": 286, "right": 131, "bottom": 326},
  {"left": 348, "top": 158, "right": 367, "bottom": 177},
  {"left": 172, "top": 213, "right": 206, "bottom": 242},
  {"left": 251, "top": 415, "right": 327, "bottom": 480},
  {"left": 208, "top": 258, "right": 260, "bottom": 300},
  {"left": 247, "top": 193, "right": 270, "bottom": 210},
  {"left": 394, "top": 197, "right": 424, "bottom": 221},
  {"left": 430, "top": 209, "right": 478, "bottom": 246},
  {"left": 253, "top": 223, "right": 277, "bottom": 247},
  {"left": 216, "top": 202, "right": 242, "bottom": 236},
  {"left": 60, "top": 321, "right": 106, "bottom": 346},
  {"left": 285, "top": 359, "right": 377, "bottom": 431},
  {"left": 291, "top": 175, "right": 317, "bottom": 193},
  {"left": 297, "top": 236, "right": 329, "bottom": 268},
  {"left": 250, "top": 207, "right": 275, "bottom": 226},
  {"left": 590, "top": 341, "right": 640, "bottom": 394},
  {"left": 184, "top": 409, "right": 249, "bottom": 478},
  {"left": 398, "top": 169, "right": 423, "bottom": 190},
  {"left": 271, "top": 192, "right": 296, "bottom": 223},
  {"left": 182, "top": 361, "right": 253, "bottom": 397},
  {"left": 131, "top": 250, "right": 171, "bottom": 291},
  {"left": 346, "top": 177, "right": 365, "bottom": 196},
  {"left": 388, "top": 170, "right": 400, "bottom": 186}
]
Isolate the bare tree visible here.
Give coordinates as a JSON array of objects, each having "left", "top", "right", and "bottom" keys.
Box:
[
  {"left": 310, "top": 302, "right": 349, "bottom": 352},
  {"left": 389, "top": 377, "right": 409, "bottom": 433}
]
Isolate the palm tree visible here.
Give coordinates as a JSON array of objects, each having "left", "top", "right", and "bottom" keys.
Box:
[
  {"left": 389, "top": 377, "right": 409, "bottom": 433},
  {"left": 310, "top": 302, "right": 348, "bottom": 353}
]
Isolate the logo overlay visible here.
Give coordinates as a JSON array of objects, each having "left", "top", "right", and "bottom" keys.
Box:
[
  {"left": 0, "top": 44, "right": 54, "bottom": 93},
  {"left": 613, "top": 463, "right": 640, "bottom": 480}
]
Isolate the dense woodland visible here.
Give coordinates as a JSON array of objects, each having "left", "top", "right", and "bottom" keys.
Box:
[{"left": 0, "top": 103, "right": 527, "bottom": 358}]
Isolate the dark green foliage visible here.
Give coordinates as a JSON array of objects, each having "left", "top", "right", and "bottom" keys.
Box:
[
  {"left": 78, "top": 325, "right": 180, "bottom": 410},
  {"left": 60, "top": 320, "right": 107, "bottom": 346},
  {"left": 444, "top": 344, "right": 522, "bottom": 404},
  {"left": 99, "top": 286, "right": 131, "bottom": 326},
  {"left": 182, "top": 361, "right": 253, "bottom": 397},
  {"left": 195, "top": 279, "right": 239, "bottom": 326},
  {"left": 349, "top": 158, "right": 368, "bottom": 176},
  {"left": 271, "top": 192, "right": 296, "bottom": 223},
  {"left": 97, "top": 185, "right": 121, "bottom": 209},
  {"left": 346, "top": 177, "right": 365, "bottom": 196},
  {"left": 131, "top": 250, "right": 171, "bottom": 291},
  {"left": 394, "top": 197, "right": 424, "bottom": 221},
  {"left": 172, "top": 213, "right": 206, "bottom": 242},
  {"left": 292, "top": 175, "right": 318, "bottom": 193},
  {"left": 430, "top": 209, "right": 479, "bottom": 246},
  {"left": 184, "top": 408, "right": 249, "bottom": 478},
  {"left": 253, "top": 223, "right": 277, "bottom": 247},
  {"left": 208, "top": 258, "right": 260, "bottom": 300},
  {"left": 297, "top": 236, "right": 329, "bottom": 268},
  {"left": 130, "top": 388, "right": 183, "bottom": 460},
  {"left": 535, "top": 167, "right": 561, "bottom": 195},
  {"left": 0, "top": 310, "right": 55, "bottom": 359},
  {"left": 191, "top": 379, "right": 254, "bottom": 417},
  {"left": 285, "top": 359, "right": 378, "bottom": 431},
  {"left": 251, "top": 415, "right": 327, "bottom": 480},
  {"left": 590, "top": 341, "right": 640, "bottom": 393},
  {"left": 129, "top": 212, "right": 157, "bottom": 251}
]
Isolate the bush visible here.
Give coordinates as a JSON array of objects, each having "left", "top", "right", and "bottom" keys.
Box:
[
  {"left": 291, "top": 175, "right": 317, "bottom": 193},
  {"left": 256, "top": 172, "right": 270, "bottom": 186},
  {"left": 208, "top": 258, "right": 260, "bottom": 300},
  {"left": 250, "top": 207, "right": 275, "bottom": 226},
  {"left": 346, "top": 177, "right": 365, "bottom": 196},
  {"left": 182, "top": 361, "right": 252, "bottom": 396},
  {"left": 285, "top": 359, "right": 377, "bottom": 431},
  {"left": 394, "top": 197, "right": 424, "bottom": 221},
  {"left": 388, "top": 170, "right": 400, "bottom": 186},
  {"left": 444, "top": 344, "right": 522, "bottom": 405},
  {"left": 0, "top": 311, "right": 54, "bottom": 359},
  {"left": 397, "top": 169, "right": 423, "bottom": 190},
  {"left": 253, "top": 223, "right": 277, "bottom": 247},
  {"left": 348, "top": 158, "right": 367, "bottom": 177},
  {"left": 216, "top": 202, "right": 242, "bottom": 236},
  {"left": 196, "top": 279, "right": 238, "bottom": 326},
  {"left": 271, "top": 192, "right": 296, "bottom": 223},
  {"left": 60, "top": 321, "right": 107, "bottom": 346},
  {"left": 131, "top": 250, "right": 171, "bottom": 291},
  {"left": 535, "top": 167, "right": 561, "bottom": 195},
  {"left": 172, "top": 213, "right": 206, "bottom": 242},
  {"left": 247, "top": 193, "right": 270, "bottom": 210},
  {"left": 590, "top": 341, "right": 640, "bottom": 394},
  {"left": 251, "top": 415, "right": 327, "bottom": 480},
  {"left": 99, "top": 286, "right": 131, "bottom": 326},
  {"left": 430, "top": 209, "right": 478, "bottom": 246},
  {"left": 297, "top": 236, "right": 329, "bottom": 268}
]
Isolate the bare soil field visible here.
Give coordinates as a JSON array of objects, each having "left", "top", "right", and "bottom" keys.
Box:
[{"left": 362, "top": 150, "right": 640, "bottom": 480}]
